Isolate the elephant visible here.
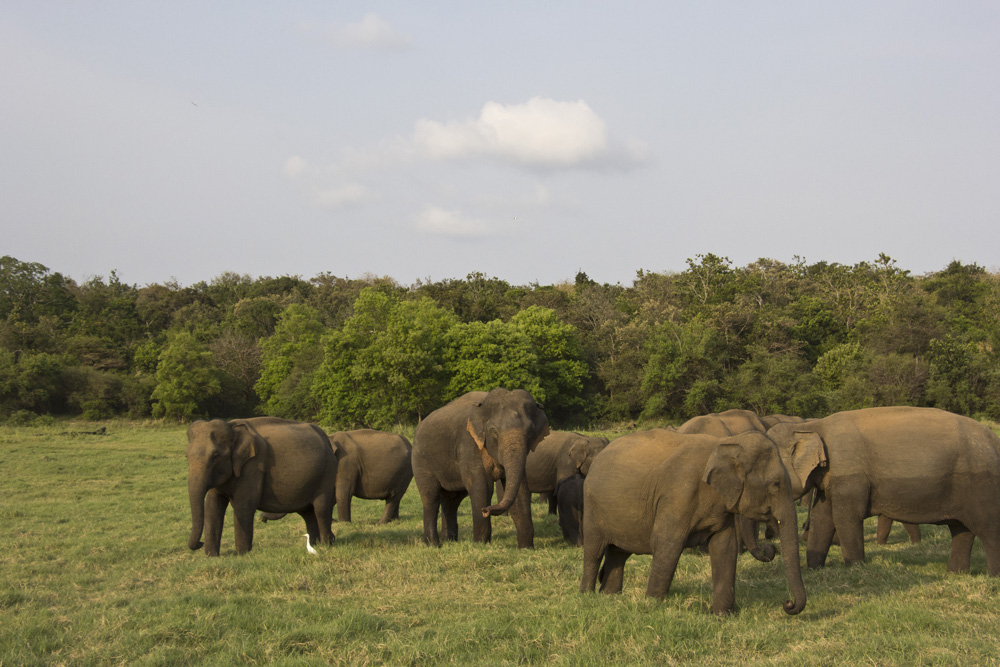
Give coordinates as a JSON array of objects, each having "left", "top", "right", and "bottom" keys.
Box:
[
  {"left": 876, "top": 516, "right": 921, "bottom": 544},
  {"left": 411, "top": 388, "right": 549, "bottom": 548},
  {"left": 525, "top": 430, "right": 609, "bottom": 515},
  {"left": 767, "top": 406, "right": 1000, "bottom": 574},
  {"left": 759, "top": 414, "right": 807, "bottom": 430},
  {"left": 259, "top": 429, "right": 413, "bottom": 524},
  {"left": 579, "top": 429, "right": 806, "bottom": 616},
  {"left": 186, "top": 417, "right": 338, "bottom": 556},
  {"left": 800, "top": 490, "right": 922, "bottom": 546},
  {"left": 555, "top": 472, "right": 585, "bottom": 546},
  {"left": 677, "top": 409, "right": 767, "bottom": 437}
]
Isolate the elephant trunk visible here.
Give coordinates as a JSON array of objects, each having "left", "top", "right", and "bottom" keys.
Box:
[
  {"left": 188, "top": 473, "right": 207, "bottom": 551},
  {"left": 481, "top": 431, "right": 527, "bottom": 518},
  {"left": 736, "top": 516, "right": 775, "bottom": 562},
  {"left": 777, "top": 499, "right": 807, "bottom": 615}
]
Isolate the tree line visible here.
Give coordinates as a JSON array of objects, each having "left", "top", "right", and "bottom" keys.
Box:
[{"left": 2, "top": 253, "right": 999, "bottom": 427}]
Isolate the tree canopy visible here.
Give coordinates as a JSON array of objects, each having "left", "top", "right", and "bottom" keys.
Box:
[{"left": 2, "top": 253, "right": 999, "bottom": 426}]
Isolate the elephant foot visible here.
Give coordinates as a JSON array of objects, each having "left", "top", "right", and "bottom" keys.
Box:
[{"left": 805, "top": 550, "right": 827, "bottom": 569}]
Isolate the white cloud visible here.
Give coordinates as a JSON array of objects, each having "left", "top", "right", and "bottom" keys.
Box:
[
  {"left": 312, "top": 183, "right": 372, "bottom": 209},
  {"left": 415, "top": 207, "right": 491, "bottom": 238},
  {"left": 301, "top": 14, "right": 413, "bottom": 51},
  {"left": 284, "top": 156, "right": 307, "bottom": 179},
  {"left": 413, "top": 97, "right": 636, "bottom": 169}
]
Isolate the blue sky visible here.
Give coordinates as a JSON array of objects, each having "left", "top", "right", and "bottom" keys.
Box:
[{"left": 3, "top": 2, "right": 999, "bottom": 287}]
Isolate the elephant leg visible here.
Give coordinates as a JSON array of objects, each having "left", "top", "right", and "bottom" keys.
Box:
[
  {"left": 306, "top": 503, "right": 335, "bottom": 547},
  {"left": 546, "top": 492, "right": 558, "bottom": 516},
  {"left": 580, "top": 538, "right": 606, "bottom": 593},
  {"left": 469, "top": 481, "right": 494, "bottom": 544},
  {"left": 299, "top": 507, "right": 320, "bottom": 546},
  {"left": 336, "top": 479, "right": 354, "bottom": 523},
  {"left": 507, "top": 480, "right": 535, "bottom": 549},
  {"left": 980, "top": 531, "right": 1000, "bottom": 577},
  {"left": 707, "top": 525, "right": 738, "bottom": 615},
  {"left": 203, "top": 489, "right": 229, "bottom": 557},
  {"left": 805, "top": 493, "right": 836, "bottom": 569},
  {"left": 876, "top": 515, "right": 893, "bottom": 545},
  {"left": 948, "top": 524, "right": 975, "bottom": 573},
  {"left": 440, "top": 491, "right": 464, "bottom": 542},
  {"left": 903, "top": 522, "right": 922, "bottom": 544},
  {"left": 831, "top": 502, "right": 866, "bottom": 566},
  {"left": 418, "top": 480, "right": 443, "bottom": 547},
  {"left": 646, "top": 532, "right": 685, "bottom": 600},
  {"left": 600, "top": 545, "right": 631, "bottom": 594},
  {"left": 378, "top": 496, "right": 401, "bottom": 525},
  {"left": 232, "top": 503, "right": 255, "bottom": 555}
]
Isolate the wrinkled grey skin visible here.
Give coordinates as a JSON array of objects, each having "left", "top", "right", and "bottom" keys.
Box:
[
  {"left": 768, "top": 406, "right": 1000, "bottom": 574},
  {"left": 186, "top": 417, "right": 338, "bottom": 556},
  {"left": 526, "top": 431, "right": 609, "bottom": 515},
  {"left": 580, "top": 429, "right": 806, "bottom": 616},
  {"left": 799, "top": 490, "right": 922, "bottom": 546},
  {"left": 260, "top": 429, "right": 412, "bottom": 524},
  {"left": 411, "top": 389, "right": 549, "bottom": 548},
  {"left": 677, "top": 409, "right": 767, "bottom": 437},
  {"left": 759, "top": 414, "right": 807, "bottom": 430},
  {"left": 555, "top": 473, "right": 585, "bottom": 546}
]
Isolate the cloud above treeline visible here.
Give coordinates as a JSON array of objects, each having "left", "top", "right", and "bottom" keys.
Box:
[
  {"left": 413, "top": 97, "right": 646, "bottom": 170},
  {"left": 299, "top": 13, "right": 413, "bottom": 51},
  {"left": 283, "top": 94, "right": 647, "bottom": 238}
]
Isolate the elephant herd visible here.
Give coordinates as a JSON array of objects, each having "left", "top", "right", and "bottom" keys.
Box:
[{"left": 185, "top": 391, "right": 1000, "bottom": 616}]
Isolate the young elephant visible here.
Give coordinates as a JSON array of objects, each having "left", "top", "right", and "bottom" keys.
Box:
[
  {"left": 526, "top": 430, "right": 609, "bottom": 515},
  {"left": 329, "top": 429, "right": 412, "bottom": 524},
  {"left": 260, "top": 429, "right": 412, "bottom": 524},
  {"left": 555, "top": 473, "right": 585, "bottom": 546},
  {"left": 580, "top": 429, "right": 806, "bottom": 616}
]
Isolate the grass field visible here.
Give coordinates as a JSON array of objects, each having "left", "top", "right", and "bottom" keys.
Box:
[{"left": 2, "top": 422, "right": 1000, "bottom": 665}]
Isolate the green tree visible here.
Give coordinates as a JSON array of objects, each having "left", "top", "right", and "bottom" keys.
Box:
[
  {"left": 314, "top": 289, "right": 457, "bottom": 428},
  {"left": 151, "top": 331, "right": 220, "bottom": 421},
  {"left": 445, "top": 320, "right": 541, "bottom": 399},
  {"left": 641, "top": 318, "right": 728, "bottom": 420},
  {"left": 509, "top": 306, "right": 588, "bottom": 421},
  {"left": 255, "top": 304, "right": 326, "bottom": 421}
]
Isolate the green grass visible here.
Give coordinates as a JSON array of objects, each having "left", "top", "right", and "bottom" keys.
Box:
[{"left": 2, "top": 422, "right": 1000, "bottom": 665}]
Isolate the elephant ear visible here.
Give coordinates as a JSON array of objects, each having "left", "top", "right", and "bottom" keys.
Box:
[
  {"left": 466, "top": 417, "right": 487, "bottom": 450},
  {"left": 528, "top": 410, "right": 550, "bottom": 453},
  {"left": 566, "top": 440, "right": 590, "bottom": 474},
  {"left": 703, "top": 442, "right": 746, "bottom": 512},
  {"left": 230, "top": 422, "right": 257, "bottom": 478},
  {"left": 788, "top": 431, "right": 826, "bottom": 494}
]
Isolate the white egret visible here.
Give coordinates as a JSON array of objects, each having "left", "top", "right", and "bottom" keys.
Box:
[{"left": 303, "top": 533, "right": 318, "bottom": 555}]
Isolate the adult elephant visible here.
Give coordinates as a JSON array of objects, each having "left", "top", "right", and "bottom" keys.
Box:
[
  {"left": 186, "top": 417, "right": 338, "bottom": 556},
  {"left": 411, "top": 388, "right": 549, "bottom": 548},
  {"left": 768, "top": 406, "right": 1000, "bottom": 574},
  {"left": 260, "top": 429, "right": 412, "bottom": 524},
  {"left": 759, "top": 414, "right": 806, "bottom": 430},
  {"left": 526, "top": 430, "right": 609, "bottom": 515},
  {"left": 677, "top": 409, "right": 767, "bottom": 436},
  {"left": 579, "top": 429, "right": 806, "bottom": 616}
]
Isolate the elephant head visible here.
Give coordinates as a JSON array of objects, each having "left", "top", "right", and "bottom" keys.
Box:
[
  {"left": 702, "top": 433, "right": 807, "bottom": 615},
  {"left": 466, "top": 388, "right": 549, "bottom": 518},
  {"left": 186, "top": 419, "right": 257, "bottom": 551},
  {"left": 565, "top": 435, "right": 610, "bottom": 478},
  {"left": 765, "top": 424, "right": 828, "bottom": 498}
]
